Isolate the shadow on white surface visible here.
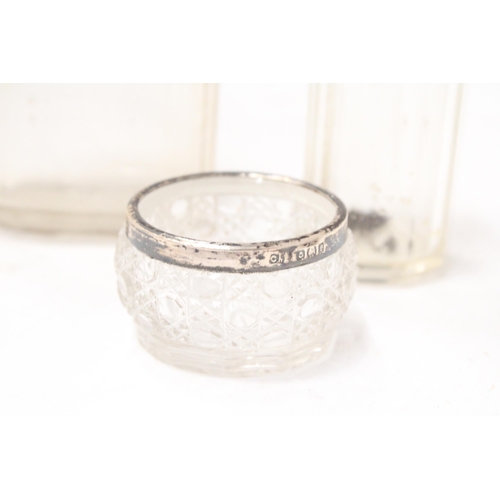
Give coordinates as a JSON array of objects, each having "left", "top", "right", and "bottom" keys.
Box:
[
  {"left": 329, "top": 307, "right": 368, "bottom": 367},
  {"left": 0, "top": 226, "right": 118, "bottom": 245},
  {"left": 444, "top": 215, "right": 496, "bottom": 280}
]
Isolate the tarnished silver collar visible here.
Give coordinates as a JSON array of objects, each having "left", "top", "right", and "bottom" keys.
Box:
[{"left": 126, "top": 172, "right": 348, "bottom": 273}]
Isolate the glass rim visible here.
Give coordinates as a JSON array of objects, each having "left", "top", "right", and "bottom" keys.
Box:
[{"left": 125, "top": 171, "right": 348, "bottom": 273}]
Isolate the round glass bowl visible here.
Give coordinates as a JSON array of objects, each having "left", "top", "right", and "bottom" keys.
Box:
[{"left": 115, "top": 172, "right": 356, "bottom": 376}]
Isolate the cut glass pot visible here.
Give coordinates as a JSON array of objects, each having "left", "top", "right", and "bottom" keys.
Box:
[{"left": 115, "top": 172, "right": 357, "bottom": 376}]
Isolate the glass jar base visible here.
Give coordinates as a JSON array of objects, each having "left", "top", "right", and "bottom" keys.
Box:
[
  {"left": 358, "top": 255, "right": 444, "bottom": 283},
  {"left": 137, "top": 328, "right": 338, "bottom": 377},
  {"left": 0, "top": 183, "right": 135, "bottom": 233},
  {"left": 0, "top": 204, "right": 123, "bottom": 233}
]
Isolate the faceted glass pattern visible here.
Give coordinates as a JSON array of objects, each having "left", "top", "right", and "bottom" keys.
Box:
[{"left": 115, "top": 229, "right": 356, "bottom": 376}]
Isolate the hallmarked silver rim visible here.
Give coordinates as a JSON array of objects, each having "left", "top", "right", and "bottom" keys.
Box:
[{"left": 126, "top": 172, "right": 348, "bottom": 273}]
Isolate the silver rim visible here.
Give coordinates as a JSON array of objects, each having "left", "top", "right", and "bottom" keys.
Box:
[{"left": 126, "top": 172, "right": 348, "bottom": 273}]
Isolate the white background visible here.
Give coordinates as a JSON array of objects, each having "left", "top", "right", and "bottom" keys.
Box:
[
  {"left": 216, "top": 84, "right": 308, "bottom": 177},
  {"left": 0, "top": 83, "right": 499, "bottom": 417}
]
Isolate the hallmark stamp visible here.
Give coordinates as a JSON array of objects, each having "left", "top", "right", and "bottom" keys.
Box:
[
  {"left": 295, "top": 250, "right": 306, "bottom": 260},
  {"left": 307, "top": 246, "right": 317, "bottom": 258}
]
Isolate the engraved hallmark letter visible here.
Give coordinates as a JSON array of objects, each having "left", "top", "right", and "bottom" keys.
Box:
[
  {"left": 295, "top": 249, "right": 306, "bottom": 261},
  {"left": 307, "top": 246, "right": 317, "bottom": 258},
  {"left": 270, "top": 254, "right": 280, "bottom": 264}
]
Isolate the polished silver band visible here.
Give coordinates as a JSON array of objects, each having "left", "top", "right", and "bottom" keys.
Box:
[{"left": 126, "top": 172, "right": 348, "bottom": 273}]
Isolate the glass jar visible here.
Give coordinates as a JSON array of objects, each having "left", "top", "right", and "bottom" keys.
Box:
[
  {"left": 305, "top": 83, "right": 462, "bottom": 282},
  {"left": 0, "top": 84, "right": 218, "bottom": 232},
  {"left": 115, "top": 172, "right": 357, "bottom": 376}
]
